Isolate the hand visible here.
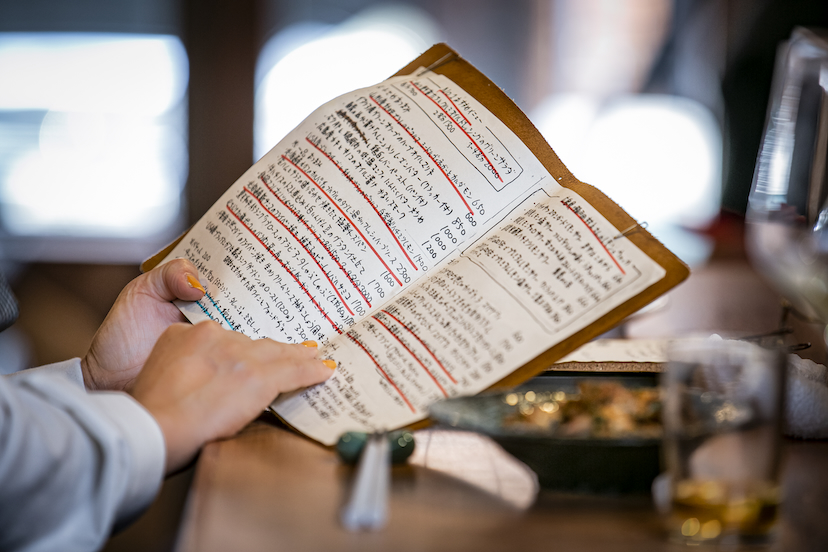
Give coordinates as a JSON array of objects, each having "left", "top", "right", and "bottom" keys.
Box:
[
  {"left": 129, "top": 321, "right": 334, "bottom": 473},
  {"left": 81, "top": 259, "right": 206, "bottom": 391}
]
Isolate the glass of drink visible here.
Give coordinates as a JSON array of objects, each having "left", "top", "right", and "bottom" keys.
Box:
[
  {"left": 746, "top": 28, "right": 828, "bottom": 337},
  {"left": 662, "top": 337, "right": 786, "bottom": 546}
]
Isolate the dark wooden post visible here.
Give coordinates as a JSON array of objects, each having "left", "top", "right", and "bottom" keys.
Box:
[{"left": 183, "top": 0, "right": 257, "bottom": 225}]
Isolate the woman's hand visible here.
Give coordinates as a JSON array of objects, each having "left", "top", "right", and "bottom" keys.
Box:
[
  {"left": 81, "top": 259, "right": 206, "bottom": 391},
  {"left": 129, "top": 321, "right": 335, "bottom": 473}
]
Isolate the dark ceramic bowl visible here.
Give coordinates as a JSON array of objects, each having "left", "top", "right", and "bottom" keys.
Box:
[{"left": 428, "top": 374, "right": 661, "bottom": 494}]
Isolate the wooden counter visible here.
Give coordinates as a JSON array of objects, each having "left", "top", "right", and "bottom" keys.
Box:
[
  {"left": 174, "top": 259, "right": 828, "bottom": 551},
  {"left": 174, "top": 418, "right": 828, "bottom": 552}
]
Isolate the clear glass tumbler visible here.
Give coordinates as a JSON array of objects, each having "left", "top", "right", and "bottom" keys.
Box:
[
  {"left": 662, "top": 338, "right": 786, "bottom": 547},
  {"left": 746, "top": 28, "right": 828, "bottom": 338}
]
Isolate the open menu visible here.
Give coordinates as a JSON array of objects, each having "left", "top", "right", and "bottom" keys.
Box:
[{"left": 143, "top": 44, "right": 689, "bottom": 445}]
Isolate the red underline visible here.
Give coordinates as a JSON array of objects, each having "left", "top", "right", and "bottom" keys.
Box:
[
  {"left": 561, "top": 201, "right": 625, "bottom": 275},
  {"left": 371, "top": 314, "right": 447, "bottom": 397},
  {"left": 438, "top": 89, "right": 471, "bottom": 126},
  {"left": 305, "top": 137, "right": 418, "bottom": 273},
  {"left": 409, "top": 81, "right": 502, "bottom": 182},
  {"left": 258, "top": 176, "right": 372, "bottom": 309},
  {"left": 225, "top": 205, "right": 342, "bottom": 333},
  {"left": 368, "top": 95, "right": 474, "bottom": 216},
  {"left": 380, "top": 308, "right": 456, "bottom": 384},
  {"left": 280, "top": 154, "right": 402, "bottom": 287},
  {"left": 346, "top": 332, "right": 415, "bottom": 412},
  {"left": 241, "top": 186, "right": 354, "bottom": 316}
]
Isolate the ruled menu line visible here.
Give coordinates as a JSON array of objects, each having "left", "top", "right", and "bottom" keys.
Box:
[
  {"left": 280, "top": 154, "right": 403, "bottom": 287},
  {"left": 226, "top": 205, "right": 342, "bottom": 333},
  {"left": 371, "top": 314, "right": 448, "bottom": 398},
  {"left": 407, "top": 80, "right": 502, "bottom": 182},
  {"left": 346, "top": 332, "right": 414, "bottom": 412},
  {"left": 241, "top": 186, "right": 354, "bottom": 316},
  {"left": 305, "top": 137, "right": 418, "bottom": 272},
  {"left": 257, "top": 175, "right": 372, "bottom": 308},
  {"left": 379, "top": 308, "right": 456, "bottom": 384},
  {"left": 368, "top": 95, "right": 475, "bottom": 216},
  {"left": 561, "top": 200, "right": 625, "bottom": 275},
  {"left": 438, "top": 89, "right": 471, "bottom": 126}
]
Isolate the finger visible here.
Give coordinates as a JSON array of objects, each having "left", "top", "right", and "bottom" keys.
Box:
[
  {"left": 143, "top": 258, "right": 206, "bottom": 303},
  {"left": 242, "top": 338, "right": 321, "bottom": 364},
  {"left": 254, "top": 347, "right": 336, "bottom": 397},
  {"left": 269, "top": 361, "right": 335, "bottom": 397}
]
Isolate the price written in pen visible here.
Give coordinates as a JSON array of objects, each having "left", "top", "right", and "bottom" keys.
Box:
[{"left": 421, "top": 217, "right": 475, "bottom": 259}]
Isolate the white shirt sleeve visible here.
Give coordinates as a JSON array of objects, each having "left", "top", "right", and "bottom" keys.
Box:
[{"left": 0, "top": 359, "right": 166, "bottom": 552}]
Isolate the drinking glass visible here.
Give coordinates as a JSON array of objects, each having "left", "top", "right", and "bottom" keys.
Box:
[
  {"left": 662, "top": 338, "right": 786, "bottom": 546},
  {"left": 746, "top": 28, "right": 828, "bottom": 336}
]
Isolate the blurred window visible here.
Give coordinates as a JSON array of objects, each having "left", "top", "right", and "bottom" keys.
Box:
[
  {"left": 532, "top": 93, "right": 721, "bottom": 267},
  {"left": 0, "top": 32, "right": 188, "bottom": 261},
  {"left": 254, "top": 5, "right": 438, "bottom": 159},
  {"left": 529, "top": 0, "right": 722, "bottom": 266}
]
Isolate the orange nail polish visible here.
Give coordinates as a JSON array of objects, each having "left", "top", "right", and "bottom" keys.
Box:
[
  {"left": 301, "top": 340, "right": 318, "bottom": 348},
  {"left": 186, "top": 274, "right": 206, "bottom": 293},
  {"left": 322, "top": 359, "right": 337, "bottom": 370}
]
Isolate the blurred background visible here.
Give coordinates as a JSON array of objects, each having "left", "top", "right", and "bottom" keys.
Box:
[{"left": 0, "top": 0, "right": 826, "bottom": 549}]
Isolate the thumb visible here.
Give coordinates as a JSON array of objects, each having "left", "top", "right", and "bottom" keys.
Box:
[{"left": 141, "top": 258, "right": 206, "bottom": 303}]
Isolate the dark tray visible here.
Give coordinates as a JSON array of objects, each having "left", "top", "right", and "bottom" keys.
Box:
[{"left": 429, "top": 375, "right": 662, "bottom": 494}]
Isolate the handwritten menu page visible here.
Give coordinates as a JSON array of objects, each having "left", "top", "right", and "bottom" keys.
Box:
[
  {"left": 169, "top": 72, "right": 557, "bottom": 342},
  {"left": 161, "top": 64, "right": 671, "bottom": 445},
  {"left": 555, "top": 338, "right": 670, "bottom": 363},
  {"left": 274, "top": 189, "right": 665, "bottom": 444}
]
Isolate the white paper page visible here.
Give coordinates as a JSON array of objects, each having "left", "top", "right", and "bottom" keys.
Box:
[
  {"left": 555, "top": 338, "right": 670, "bottom": 363},
  {"left": 274, "top": 189, "right": 667, "bottom": 445},
  {"left": 163, "top": 72, "right": 557, "bottom": 343}
]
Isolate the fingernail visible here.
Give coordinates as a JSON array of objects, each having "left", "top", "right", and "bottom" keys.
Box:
[
  {"left": 186, "top": 274, "right": 206, "bottom": 293},
  {"left": 301, "top": 340, "right": 318, "bottom": 348},
  {"left": 322, "top": 359, "right": 337, "bottom": 370}
]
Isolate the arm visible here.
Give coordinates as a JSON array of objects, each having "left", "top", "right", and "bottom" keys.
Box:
[
  {"left": 0, "top": 331, "right": 333, "bottom": 551},
  {"left": 0, "top": 360, "right": 164, "bottom": 552},
  {"left": 0, "top": 259, "right": 335, "bottom": 550},
  {"left": 79, "top": 257, "right": 336, "bottom": 471}
]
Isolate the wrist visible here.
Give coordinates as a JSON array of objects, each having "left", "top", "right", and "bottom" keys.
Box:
[
  {"left": 79, "top": 354, "right": 98, "bottom": 390},
  {"left": 147, "top": 408, "right": 201, "bottom": 474}
]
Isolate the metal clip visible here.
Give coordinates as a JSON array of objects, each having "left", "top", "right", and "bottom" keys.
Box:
[
  {"left": 416, "top": 52, "right": 458, "bottom": 76},
  {"left": 613, "top": 221, "right": 648, "bottom": 240}
]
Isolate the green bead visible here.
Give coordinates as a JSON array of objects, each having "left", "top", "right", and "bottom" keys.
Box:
[
  {"left": 336, "top": 431, "right": 369, "bottom": 464},
  {"left": 388, "top": 430, "right": 416, "bottom": 464},
  {"left": 335, "top": 430, "right": 416, "bottom": 464}
]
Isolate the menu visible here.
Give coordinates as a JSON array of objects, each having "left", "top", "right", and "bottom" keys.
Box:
[{"left": 145, "top": 45, "right": 688, "bottom": 445}]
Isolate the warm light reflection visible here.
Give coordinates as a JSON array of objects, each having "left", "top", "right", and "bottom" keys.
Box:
[
  {"left": 681, "top": 517, "right": 701, "bottom": 536},
  {"left": 701, "top": 519, "right": 722, "bottom": 539},
  {"left": 540, "top": 401, "right": 559, "bottom": 413}
]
